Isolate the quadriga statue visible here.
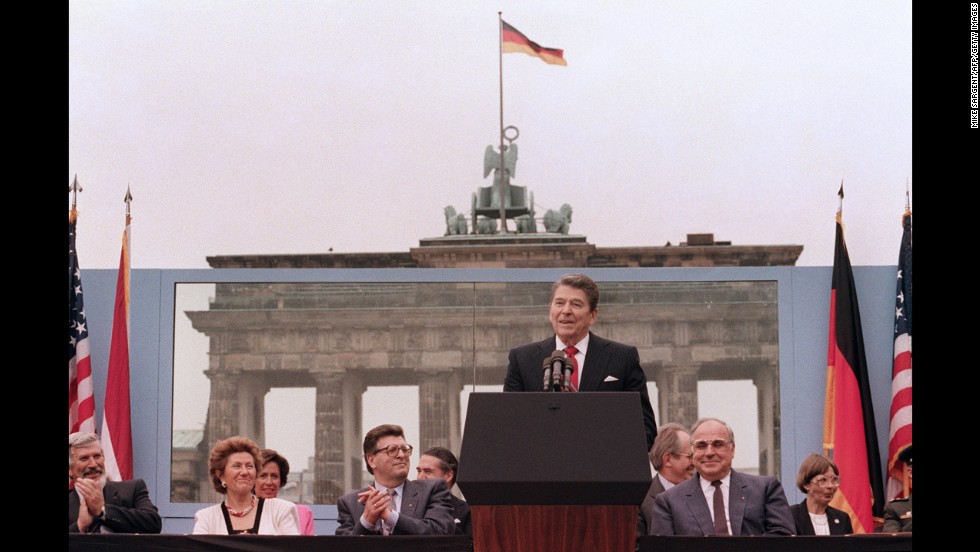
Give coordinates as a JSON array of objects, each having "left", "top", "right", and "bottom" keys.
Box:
[
  {"left": 444, "top": 206, "right": 468, "bottom": 235},
  {"left": 543, "top": 204, "right": 573, "bottom": 234}
]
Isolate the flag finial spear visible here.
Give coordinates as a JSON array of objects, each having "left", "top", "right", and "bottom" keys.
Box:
[
  {"left": 69, "top": 175, "right": 83, "bottom": 222},
  {"left": 124, "top": 184, "right": 134, "bottom": 224},
  {"left": 904, "top": 177, "right": 911, "bottom": 215},
  {"left": 70, "top": 175, "right": 83, "bottom": 208},
  {"left": 836, "top": 179, "right": 844, "bottom": 223}
]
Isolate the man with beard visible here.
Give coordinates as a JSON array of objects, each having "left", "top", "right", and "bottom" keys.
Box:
[
  {"left": 68, "top": 432, "right": 162, "bottom": 533},
  {"left": 335, "top": 424, "right": 455, "bottom": 536}
]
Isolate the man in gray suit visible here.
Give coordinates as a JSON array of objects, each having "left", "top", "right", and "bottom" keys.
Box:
[
  {"left": 335, "top": 424, "right": 455, "bottom": 536},
  {"left": 503, "top": 274, "right": 657, "bottom": 450},
  {"left": 651, "top": 417, "right": 794, "bottom": 536},
  {"left": 637, "top": 423, "right": 695, "bottom": 537}
]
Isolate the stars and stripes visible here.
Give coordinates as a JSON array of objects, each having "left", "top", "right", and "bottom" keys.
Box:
[
  {"left": 69, "top": 210, "right": 95, "bottom": 433},
  {"left": 887, "top": 211, "right": 912, "bottom": 501}
]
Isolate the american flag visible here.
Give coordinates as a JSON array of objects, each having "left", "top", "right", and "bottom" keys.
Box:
[
  {"left": 886, "top": 211, "right": 912, "bottom": 500},
  {"left": 69, "top": 209, "right": 95, "bottom": 433}
]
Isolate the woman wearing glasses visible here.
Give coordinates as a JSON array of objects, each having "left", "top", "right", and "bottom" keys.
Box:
[{"left": 790, "top": 454, "right": 853, "bottom": 535}]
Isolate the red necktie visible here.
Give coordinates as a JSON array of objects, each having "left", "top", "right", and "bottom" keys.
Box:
[{"left": 564, "top": 346, "right": 579, "bottom": 391}]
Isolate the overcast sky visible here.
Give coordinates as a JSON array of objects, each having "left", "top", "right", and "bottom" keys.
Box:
[
  {"left": 74, "top": 1, "right": 910, "bottom": 483},
  {"left": 69, "top": 0, "right": 912, "bottom": 270}
]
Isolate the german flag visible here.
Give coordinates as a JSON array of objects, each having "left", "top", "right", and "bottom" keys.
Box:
[
  {"left": 502, "top": 20, "right": 566, "bottom": 66},
  {"left": 823, "top": 199, "right": 885, "bottom": 533}
]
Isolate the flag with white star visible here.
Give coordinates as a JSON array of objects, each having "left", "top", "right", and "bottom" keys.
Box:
[
  {"left": 887, "top": 211, "right": 912, "bottom": 501},
  {"left": 69, "top": 210, "right": 95, "bottom": 434}
]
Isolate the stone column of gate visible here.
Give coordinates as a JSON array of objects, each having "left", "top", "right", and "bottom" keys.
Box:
[
  {"left": 655, "top": 364, "right": 700, "bottom": 430},
  {"left": 754, "top": 364, "right": 779, "bottom": 476},
  {"left": 417, "top": 369, "right": 462, "bottom": 453},
  {"left": 202, "top": 368, "right": 242, "bottom": 501},
  {"left": 312, "top": 370, "right": 347, "bottom": 504}
]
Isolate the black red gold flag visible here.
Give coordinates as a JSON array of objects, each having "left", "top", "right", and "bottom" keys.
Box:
[
  {"left": 502, "top": 20, "right": 566, "bottom": 66},
  {"left": 823, "top": 211, "right": 886, "bottom": 532}
]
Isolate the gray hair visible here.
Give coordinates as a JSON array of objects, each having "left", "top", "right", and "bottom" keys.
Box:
[
  {"left": 69, "top": 431, "right": 101, "bottom": 468},
  {"left": 649, "top": 423, "right": 689, "bottom": 471}
]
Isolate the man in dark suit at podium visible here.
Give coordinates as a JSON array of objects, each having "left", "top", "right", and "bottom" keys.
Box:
[{"left": 503, "top": 273, "right": 658, "bottom": 450}]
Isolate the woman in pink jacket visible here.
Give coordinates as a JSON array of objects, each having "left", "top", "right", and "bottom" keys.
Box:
[{"left": 257, "top": 448, "right": 315, "bottom": 535}]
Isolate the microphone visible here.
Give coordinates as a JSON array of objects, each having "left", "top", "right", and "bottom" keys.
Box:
[
  {"left": 547, "top": 350, "right": 567, "bottom": 392},
  {"left": 560, "top": 350, "right": 575, "bottom": 391},
  {"left": 542, "top": 354, "right": 554, "bottom": 391}
]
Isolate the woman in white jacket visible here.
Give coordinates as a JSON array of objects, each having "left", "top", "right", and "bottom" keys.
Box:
[{"left": 192, "top": 436, "right": 300, "bottom": 535}]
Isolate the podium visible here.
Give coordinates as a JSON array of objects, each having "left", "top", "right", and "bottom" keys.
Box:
[{"left": 457, "top": 392, "right": 651, "bottom": 552}]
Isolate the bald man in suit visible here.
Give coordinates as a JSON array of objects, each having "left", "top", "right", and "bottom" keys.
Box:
[{"left": 651, "top": 418, "right": 794, "bottom": 536}]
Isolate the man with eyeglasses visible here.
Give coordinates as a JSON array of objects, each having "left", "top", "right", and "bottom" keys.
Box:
[
  {"left": 637, "top": 423, "right": 695, "bottom": 538},
  {"left": 335, "top": 424, "right": 455, "bottom": 536},
  {"left": 651, "top": 417, "right": 794, "bottom": 536}
]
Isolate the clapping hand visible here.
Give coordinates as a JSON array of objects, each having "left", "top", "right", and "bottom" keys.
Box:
[{"left": 357, "top": 485, "right": 393, "bottom": 525}]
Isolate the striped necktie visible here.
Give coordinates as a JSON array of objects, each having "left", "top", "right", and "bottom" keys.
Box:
[{"left": 382, "top": 489, "right": 397, "bottom": 535}]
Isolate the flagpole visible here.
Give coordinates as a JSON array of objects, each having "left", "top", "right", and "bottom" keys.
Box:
[
  {"left": 497, "top": 12, "right": 508, "bottom": 233},
  {"left": 904, "top": 178, "right": 910, "bottom": 213},
  {"left": 124, "top": 185, "right": 133, "bottom": 329}
]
